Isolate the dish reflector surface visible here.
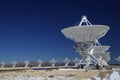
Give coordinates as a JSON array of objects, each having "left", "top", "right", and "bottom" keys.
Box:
[{"left": 61, "top": 25, "right": 110, "bottom": 42}]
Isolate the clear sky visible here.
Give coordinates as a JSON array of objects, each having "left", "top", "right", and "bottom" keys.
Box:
[{"left": 0, "top": 0, "right": 119, "bottom": 63}]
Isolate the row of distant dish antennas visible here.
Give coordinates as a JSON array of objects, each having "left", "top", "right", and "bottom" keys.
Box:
[{"left": 0, "top": 58, "right": 80, "bottom": 68}]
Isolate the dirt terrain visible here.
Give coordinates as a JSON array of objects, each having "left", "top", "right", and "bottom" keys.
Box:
[{"left": 0, "top": 68, "right": 112, "bottom": 80}]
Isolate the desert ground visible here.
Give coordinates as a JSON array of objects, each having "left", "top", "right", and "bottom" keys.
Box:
[{"left": 0, "top": 67, "right": 114, "bottom": 80}]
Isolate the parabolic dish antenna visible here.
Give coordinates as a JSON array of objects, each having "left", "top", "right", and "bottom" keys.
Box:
[
  {"left": 61, "top": 16, "right": 110, "bottom": 69},
  {"left": 92, "top": 46, "right": 110, "bottom": 54},
  {"left": 61, "top": 16, "right": 110, "bottom": 42}
]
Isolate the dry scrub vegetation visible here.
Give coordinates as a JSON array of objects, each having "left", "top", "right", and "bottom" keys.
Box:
[{"left": 0, "top": 68, "right": 112, "bottom": 80}]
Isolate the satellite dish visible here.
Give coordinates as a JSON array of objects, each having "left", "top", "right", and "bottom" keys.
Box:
[
  {"left": 93, "top": 46, "right": 110, "bottom": 54},
  {"left": 63, "top": 58, "right": 70, "bottom": 67},
  {"left": 50, "top": 58, "right": 57, "bottom": 67},
  {"left": 73, "top": 57, "right": 80, "bottom": 67},
  {"left": 12, "top": 61, "right": 17, "bottom": 68},
  {"left": 37, "top": 59, "right": 43, "bottom": 67},
  {"left": 0, "top": 61, "right": 5, "bottom": 68},
  {"left": 115, "top": 56, "right": 120, "bottom": 63},
  {"left": 24, "top": 60, "right": 30, "bottom": 67},
  {"left": 61, "top": 16, "right": 110, "bottom": 42},
  {"left": 61, "top": 16, "right": 110, "bottom": 69}
]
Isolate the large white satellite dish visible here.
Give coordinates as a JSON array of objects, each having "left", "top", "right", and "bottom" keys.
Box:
[
  {"left": 61, "top": 16, "right": 110, "bottom": 69},
  {"left": 93, "top": 46, "right": 110, "bottom": 54}
]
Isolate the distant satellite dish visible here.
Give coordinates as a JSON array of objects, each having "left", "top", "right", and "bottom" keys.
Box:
[
  {"left": 12, "top": 61, "right": 17, "bottom": 68},
  {"left": 93, "top": 46, "right": 110, "bottom": 54},
  {"left": 63, "top": 58, "right": 70, "bottom": 67},
  {"left": 0, "top": 61, "right": 5, "bottom": 68},
  {"left": 115, "top": 56, "right": 120, "bottom": 62},
  {"left": 37, "top": 59, "right": 43, "bottom": 67},
  {"left": 73, "top": 57, "right": 80, "bottom": 67},
  {"left": 50, "top": 58, "right": 57, "bottom": 67},
  {"left": 24, "top": 60, "right": 30, "bottom": 67}
]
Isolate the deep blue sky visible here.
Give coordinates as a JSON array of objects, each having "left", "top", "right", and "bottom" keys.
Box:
[{"left": 0, "top": 0, "right": 119, "bottom": 63}]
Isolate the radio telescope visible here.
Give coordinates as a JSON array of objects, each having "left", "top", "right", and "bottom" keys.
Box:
[
  {"left": 61, "top": 16, "right": 110, "bottom": 68},
  {"left": 91, "top": 44, "right": 110, "bottom": 66},
  {"left": 24, "top": 60, "right": 30, "bottom": 67},
  {"left": 115, "top": 56, "right": 120, "bottom": 63},
  {"left": 63, "top": 58, "right": 70, "bottom": 67},
  {"left": 37, "top": 59, "right": 43, "bottom": 67},
  {"left": 50, "top": 58, "right": 57, "bottom": 67},
  {"left": 73, "top": 57, "right": 80, "bottom": 67},
  {"left": 0, "top": 61, "right": 5, "bottom": 68},
  {"left": 12, "top": 61, "right": 17, "bottom": 68}
]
